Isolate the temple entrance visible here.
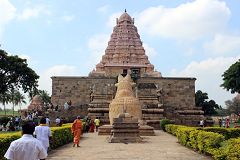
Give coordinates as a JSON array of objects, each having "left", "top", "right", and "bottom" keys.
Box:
[
  {"left": 131, "top": 68, "right": 140, "bottom": 80},
  {"left": 122, "top": 69, "right": 128, "bottom": 77}
]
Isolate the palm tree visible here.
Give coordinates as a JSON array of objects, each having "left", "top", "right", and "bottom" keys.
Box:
[
  {"left": 13, "top": 90, "right": 26, "bottom": 113},
  {"left": 9, "top": 89, "right": 27, "bottom": 116},
  {"left": 0, "top": 92, "right": 11, "bottom": 116},
  {"left": 38, "top": 90, "right": 51, "bottom": 107}
]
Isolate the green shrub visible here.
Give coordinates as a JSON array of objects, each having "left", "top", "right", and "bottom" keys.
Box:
[
  {"left": 165, "top": 124, "right": 186, "bottom": 136},
  {"left": 160, "top": 119, "right": 173, "bottom": 131},
  {"left": 198, "top": 127, "right": 240, "bottom": 139},
  {"left": 212, "top": 138, "right": 240, "bottom": 160},
  {"left": 0, "top": 117, "right": 10, "bottom": 126},
  {"left": 197, "top": 131, "right": 225, "bottom": 155},
  {"left": 0, "top": 132, "right": 21, "bottom": 160},
  {"left": 189, "top": 129, "right": 200, "bottom": 150},
  {"left": 50, "top": 125, "right": 73, "bottom": 149},
  {"left": 176, "top": 127, "right": 196, "bottom": 147},
  {"left": 0, "top": 125, "right": 73, "bottom": 159}
]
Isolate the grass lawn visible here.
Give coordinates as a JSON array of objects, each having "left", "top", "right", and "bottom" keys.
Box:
[{"left": 0, "top": 111, "right": 20, "bottom": 117}]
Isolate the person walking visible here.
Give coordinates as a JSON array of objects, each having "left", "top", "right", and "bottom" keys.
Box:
[
  {"left": 71, "top": 116, "right": 82, "bottom": 147},
  {"left": 94, "top": 117, "right": 100, "bottom": 132},
  {"left": 46, "top": 117, "right": 50, "bottom": 126},
  {"left": 200, "top": 119, "right": 204, "bottom": 127},
  {"left": 4, "top": 121, "right": 47, "bottom": 160},
  {"left": 55, "top": 116, "right": 61, "bottom": 126},
  {"left": 34, "top": 117, "right": 52, "bottom": 152}
]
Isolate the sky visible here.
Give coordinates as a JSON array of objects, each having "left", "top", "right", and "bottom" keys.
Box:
[{"left": 1, "top": 0, "right": 240, "bottom": 110}]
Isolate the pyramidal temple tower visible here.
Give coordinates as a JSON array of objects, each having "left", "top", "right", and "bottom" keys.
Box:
[
  {"left": 89, "top": 11, "right": 161, "bottom": 78},
  {"left": 51, "top": 11, "right": 204, "bottom": 128}
]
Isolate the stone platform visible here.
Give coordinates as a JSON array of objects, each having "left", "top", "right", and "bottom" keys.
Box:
[{"left": 98, "top": 124, "right": 155, "bottom": 136}]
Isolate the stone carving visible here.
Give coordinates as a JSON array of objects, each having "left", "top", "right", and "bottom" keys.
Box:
[
  {"left": 156, "top": 88, "right": 164, "bottom": 106},
  {"left": 109, "top": 74, "right": 142, "bottom": 124}
]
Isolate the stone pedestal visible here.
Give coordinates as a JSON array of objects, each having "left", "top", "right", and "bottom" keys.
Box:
[
  {"left": 98, "top": 124, "right": 155, "bottom": 136},
  {"left": 108, "top": 113, "right": 142, "bottom": 143},
  {"left": 98, "top": 125, "right": 113, "bottom": 135}
]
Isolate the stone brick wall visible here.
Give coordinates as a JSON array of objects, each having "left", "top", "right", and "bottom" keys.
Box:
[
  {"left": 137, "top": 77, "right": 196, "bottom": 110},
  {"left": 51, "top": 76, "right": 200, "bottom": 126},
  {"left": 51, "top": 76, "right": 116, "bottom": 107}
]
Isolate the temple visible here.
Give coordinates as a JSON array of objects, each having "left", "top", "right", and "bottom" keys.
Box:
[
  {"left": 51, "top": 11, "right": 203, "bottom": 128},
  {"left": 89, "top": 11, "right": 161, "bottom": 78}
]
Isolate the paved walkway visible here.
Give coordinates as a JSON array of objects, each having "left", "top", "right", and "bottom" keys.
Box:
[{"left": 47, "top": 131, "right": 212, "bottom": 160}]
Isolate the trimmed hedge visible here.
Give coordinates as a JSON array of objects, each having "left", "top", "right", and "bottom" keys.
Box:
[
  {"left": 50, "top": 124, "right": 73, "bottom": 149},
  {"left": 196, "top": 131, "right": 224, "bottom": 155},
  {"left": 160, "top": 119, "right": 173, "bottom": 131},
  {"left": 165, "top": 124, "right": 186, "bottom": 136},
  {"left": 0, "top": 124, "right": 73, "bottom": 159},
  {"left": 198, "top": 127, "right": 240, "bottom": 139},
  {"left": 0, "top": 132, "right": 21, "bottom": 160},
  {"left": 176, "top": 127, "right": 196, "bottom": 147},
  {"left": 165, "top": 124, "right": 240, "bottom": 159},
  {"left": 212, "top": 138, "right": 240, "bottom": 160}
]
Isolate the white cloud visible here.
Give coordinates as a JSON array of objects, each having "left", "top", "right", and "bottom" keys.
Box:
[
  {"left": 62, "top": 15, "right": 75, "bottom": 22},
  {"left": 107, "top": 12, "right": 122, "bottom": 28},
  {"left": 17, "top": 5, "right": 51, "bottom": 21},
  {"left": 204, "top": 33, "right": 240, "bottom": 55},
  {"left": 170, "top": 56, "right": 240, "bottom": 107},
  {"left": 136, "top": 0, "right": 230, "bottom": 41},
  {"left": 87, "top": 34, "right": 109, "bottom": 65},
  {"left": 0, "top": 0, "right": 16, "bottom": 37},
  {"left": 19, "top": 54, "right": 31, "bottom": 62},
  {"left": 143, "top": 43, "right": 157, "bottom": 60},
  {"left": 38, "top": 65, "right": 78, "bottom": 94},
  {"left": 97, "top": 5, "right": 110, "bottom": 13}
]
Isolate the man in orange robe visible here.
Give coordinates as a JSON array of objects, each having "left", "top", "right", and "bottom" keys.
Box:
[{"left": 71, "top": 116, "right": 82, "bottom": 147}]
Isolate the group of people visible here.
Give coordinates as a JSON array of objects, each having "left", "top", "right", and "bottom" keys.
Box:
[
  {"left": 218, "top": 117, "right": 230, "bottom": 128},
  {"left": 200, "top": 117, "right": 231, "bottom": 128},
  {"left": 4, "top": 117, "right": 51, "bottom": 160},
  {"left": 0, "top": 116, "right": 22, "bottom": 131},
  {"left": 71, "top": 116, "right": 100, "bottom": 147},
  {"left": 4, "top": 116, "right": 101, "bottom": 159}
]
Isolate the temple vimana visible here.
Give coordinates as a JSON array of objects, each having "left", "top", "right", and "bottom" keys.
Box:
[{"left": 51, "top": 11, "right": 203, "bottom": 129}]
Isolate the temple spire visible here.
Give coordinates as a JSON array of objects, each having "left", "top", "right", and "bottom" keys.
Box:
[{"left": 89, "top": 11, "right": 161, "bottom": 78}]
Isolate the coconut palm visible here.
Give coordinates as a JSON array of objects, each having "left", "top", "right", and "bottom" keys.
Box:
[
  {"left": 38, "top": 90, "right": 51, "bottom": 107},
  {"left": 13, "top": 90, "right": 26, "bottom": 112},
  {"left": 0, "top": 92, "right": 11, "bottom": 116}
]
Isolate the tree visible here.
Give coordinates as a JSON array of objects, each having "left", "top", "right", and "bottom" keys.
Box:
[
  {"left": 0, "top": 92, "right": 11, "bottom": 116},
  {"left": 10, "top": 89, "right": 26, "bottom": 115},
  {"left": 38, "top": 90, "right": 51, "bottom": 107},
  {"left": 195, "top": 90, "right": 220, "bottom": 115},
  {"left": 225, "top": 95, "right": 240, "bottom": 116},
  {"left": 221, "top": 59, "right": 240, "bottom": 93},
  {"left": 195, "top": 90, "right": 208, "bottom": 106},
  {"left": 0, "top": 49, "right": 39, "bottom": 96}
]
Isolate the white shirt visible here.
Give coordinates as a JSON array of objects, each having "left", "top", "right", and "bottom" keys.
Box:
[
  {"left": 55, "top": 118, "right": 61, "bottom": 124},
  {"left": 34, "top": 125, "right": 52, "bottom": 152},
  {"left": 4, "top": 134, "right": 47, "bottom": 160},
  {"left": 46, "top": 118, "right": 50, "bottom": 126},
  {"left": 64, "top": 102, "right": 69, "bottom": 110}
]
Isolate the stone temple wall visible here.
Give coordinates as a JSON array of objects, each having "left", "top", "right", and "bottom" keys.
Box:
[
  {"left": 51, "top": 76, "right": 201, "bottom": 127},
  {"left": 51, "top": 76, "right": 116, "bottom": 107},
  {"left": 137, "top": 77, "right": 196, "bottom": 109}
]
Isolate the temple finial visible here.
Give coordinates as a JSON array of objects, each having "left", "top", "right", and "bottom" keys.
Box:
[{"left": 124, "top": 9, "right": 127, "bottom": 13}]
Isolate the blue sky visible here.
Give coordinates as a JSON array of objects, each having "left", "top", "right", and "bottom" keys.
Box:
[{"left": 1, "top": 0, "right": 240, "bottom": 109}]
